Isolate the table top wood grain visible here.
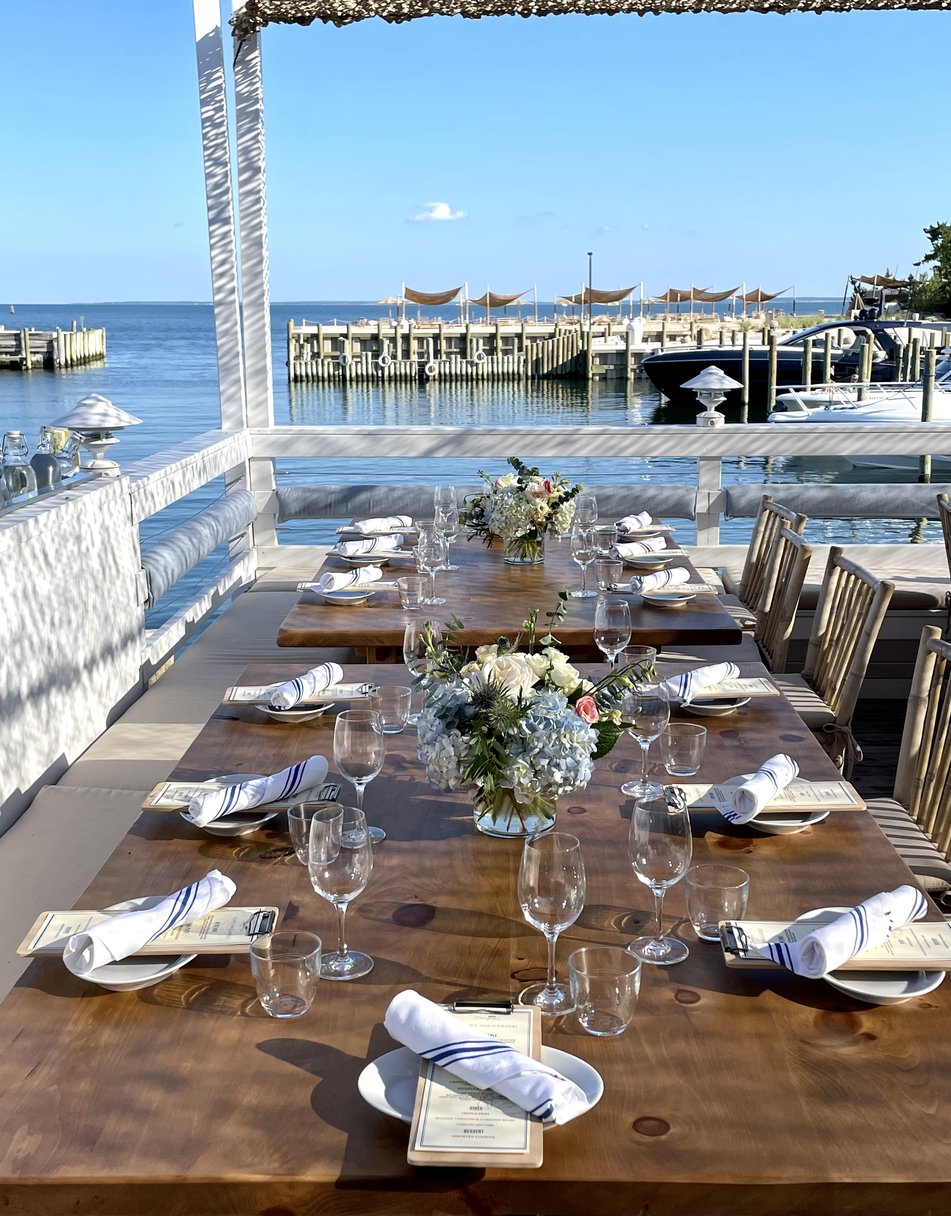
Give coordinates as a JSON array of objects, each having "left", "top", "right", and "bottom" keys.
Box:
[
  {"left": 276, "top": 538, "right": 742, "bottom": 654},
  {"left": 0, "top": 662, "right": 946, "bottom": 1216}
]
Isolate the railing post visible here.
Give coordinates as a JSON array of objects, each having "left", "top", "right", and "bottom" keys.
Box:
[{"left": 695, "top": 455, "right": 722, "bottom": 545}]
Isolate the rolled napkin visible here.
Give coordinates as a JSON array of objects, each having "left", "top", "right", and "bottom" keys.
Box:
[
  {"left": 384, "top": 990, "right": 589, "bottom": 1126},
  {"left": 315, "top": 567, "right": 383, "bottom": 594},
  {"left": 336, "top": 537, "right": 403, "bottom": 556},
  {"left": 617, "top": 511, "right": 652, "bottom": 532},
  {"left": 616, "top": 535, "right": 666, "bottom": 558},
  {"left": 759, "top": 885, "right": 929, "bottom": 979},
  {"left": 662, "top": 661, "right": 741, "bottom": 706},
  {"left": 63, "top": 869, "right": 236, "bottom": 978},
  {"left": 185, "top": 755, "right": 329, "bottom": 827},
  {"left": 350, "top": 514, "right": 413, "bottom": 533},
  {"left": 719, "top": 753, "right": 800, "bottom": 824},
  {"left": 269, "top": 661, "right": 345, "bottom": 709},
  {"left": 629, "top": 566, "right": 691, "bottom": 594}
]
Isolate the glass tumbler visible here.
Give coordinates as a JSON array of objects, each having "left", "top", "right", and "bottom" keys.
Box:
[
  {"left": 250, "top": 930, "right": 321, "bottom": 1018},
  {"left": 369, "top": 685, "right": 412, "bottom": 733},
  {"left": 594, "top": 557, "right": 623, "bottom": 592},
  {"left": 660, "top": 723, "right": 708, "bottom": 777},
  {"left": 397, "top": 576, "right": 426, "bottom": 610},
  {"left": 684, "top": 865, "right": 750, "bottom": 942},
  {"left": 568, "top": 946, "right": 642, "bottom": 1037}
]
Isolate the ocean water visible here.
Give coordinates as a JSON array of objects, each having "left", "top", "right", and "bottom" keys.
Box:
[{"left": 0, "top": 302, "right": 937, "bottom": 621}]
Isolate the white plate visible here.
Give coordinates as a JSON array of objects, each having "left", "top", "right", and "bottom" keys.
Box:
[
  {"left": 642, "top": 591, "right": 695, "bottom": 607},
  {"left": 84, "top": 898, "right": 196, "bottom": 991},
  {"left": 336, "top": 554, "right": 389, "bottom": 567},
  {"left": 260, "top": 705, "right": 331, "bottom": 724},
  {"left": 682, "top": 696, "right": 751, "bottom": 718},
  {"left": 799, "top": 909, "right": 945, "bottom": 1005},
  {"left": 623, "top": 554, "right": 674, "bottom": 569},
  {"left": 178, "top": 774, "right": 283, "bottom": 837},
  {"left": 751, "top": 809, "right": 830, "bottom": 836},
  {"left": 318, "top": 589, "right": 375, "bottom": 605},
  {"left": 358, "top": 1045, "right": 603, "bottom": 1125}
]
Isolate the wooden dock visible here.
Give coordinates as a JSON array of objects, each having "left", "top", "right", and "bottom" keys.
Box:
[{"left": 0, "top": 323, "right": 106, "bottom": 371}]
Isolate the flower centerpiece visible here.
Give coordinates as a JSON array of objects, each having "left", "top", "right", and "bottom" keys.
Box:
[
  {"left": 460, "top": 456, "right": 581, "bottom": 564},
  {"left": 414, "top": 598, "right": 652, "bottom": 837}
]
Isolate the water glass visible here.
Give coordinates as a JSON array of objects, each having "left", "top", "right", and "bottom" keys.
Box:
[
  {"left": 568, "top": 946, "right": 642, "bottom": 1037},
  {"left": 660, "top": 723, "right": 708, "bottom": 777},
  {"left": 594, "top": 557, "right": 623, "bottom": 592},
  {"left": 288, "top": 799, "right": 339, "bottom": 865},
  {"left": 593, "top": 596, "right": 631, "bottom": 668},
  {"left": 250, "top": 930, "right": 321, "bottom": 1018},
  {"left": 415, "top": 533, "right": 447, "bottom": 605},
  {"left": 591, "top": 523, "right": 618, "bottom": 556},
  {"left": 369, "top": 685, "right": 412, "bottom": 733},
  {"left": 619, "top": 644, "right": 657, "bottom": 685},
  {"left": 397, "top": 575, "right": 426, "bottom": 610},
  {"left": 684, "top": 864, "right": 750, "bottom": 942}
]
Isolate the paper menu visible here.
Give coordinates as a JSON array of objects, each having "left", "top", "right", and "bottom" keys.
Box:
[
  {"left": 18, "top": 906, "right": 279, "bottom": 958},
  {"left": 721, "top": 916, "right": 951, "bottom": 970},
  {"left": 687, "top": 677, "right": 778, "bottom": 698},
  {"left": 222, "top": 682, "right": 375, "bottom": 706},
  {"left": 677, "top": 778, "right": 865, "bottom": 813}
]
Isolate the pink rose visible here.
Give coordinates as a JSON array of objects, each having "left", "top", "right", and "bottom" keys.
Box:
[{"left": 575, "top": 695, "right": 599, "bottom": 725}]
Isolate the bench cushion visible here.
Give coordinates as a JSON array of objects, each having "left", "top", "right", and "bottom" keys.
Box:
[
  {"left": 866, "top": 797, "right": 951, "bottom": 899},
  {"left": 770, "top": 673, "right": 836, "bottom": 729}
]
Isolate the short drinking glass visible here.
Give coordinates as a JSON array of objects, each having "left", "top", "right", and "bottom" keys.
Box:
[
  {"left": 594, "top": 557, "right": 623, "bottom": 592},
  {"left": 568, "top": 946, "right": 641, "bottom": 1037},
  {"left": 250, "top": 930, "right": 321, "bottom": 1018},
  {"left": 685, "top": 864, "right": 750, "bottom": 941},
  {"left": 369, "top": 685, "right": 412, "bottom": 733},
  {"left": 660, "top": 723, "right": 708, "bottom": 777}
]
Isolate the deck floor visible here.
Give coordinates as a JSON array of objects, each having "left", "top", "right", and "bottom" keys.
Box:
[{"left": 850, "top": 700, "right": 906, "bottom": 800}]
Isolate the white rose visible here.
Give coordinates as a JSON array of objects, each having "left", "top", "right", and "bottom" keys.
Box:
[
  {"left": 547, "top": 658, "right": 583, "bottom": 694},
  {"left": 494, "top": 473, "right": 517, "bottom": 489},
  {"left": 480, "top": 654, "right": 540, "bottom": 699},
  {"left": 474, "top": 644, "right": 499, "bottom": 663},
  {"left": 524, "top": 653, "right": 550, "bottom": 677}
]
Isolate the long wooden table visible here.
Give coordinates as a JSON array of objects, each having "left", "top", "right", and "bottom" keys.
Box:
[
  {"left": 0, "top": 661, "right": 948, "bottom": 1215},
  {"left": 277, "top": 537, "right": 742, "bottom": 655}
]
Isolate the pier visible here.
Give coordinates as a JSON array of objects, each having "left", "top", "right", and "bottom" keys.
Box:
[{"left": 0, "top": 322, "right": 106, "bottom": 371}]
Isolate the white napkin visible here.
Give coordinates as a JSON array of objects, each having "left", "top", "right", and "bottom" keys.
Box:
[
  {"left": 630, "top": 566, "right": 691, "bottom": 594},
  {"left": 718, "top": 753, "right": 800, "bottom": 824},
  {"left": 617, "top": 511, "right": 652, "bottom": 531},
  {"left": 350, "top": 515, "right": 412, "bottom": 533},
  {"left": 758, "top": 885, "right": 929, "bottom": 978},
  {"left": 269, "top": 662, "right": 344, "bottom": 709},
  {"left": 384, "top": 991, "right": 589, "bottom": 1126},
  {"left": 63, "top": 869, "right": 236, "bottom": 978},
  {"left": 336, "top": 537, "right": 403, "bottom": 556},
  {"left": 662, "top": 662, "right": 741, "bottom": 706},
  {"left": 316, "top": 568, "right": 383, "bottom": 593},
  {"left": 185, "top": 755, "right": 329, "bottom": 827},
  {"left": 616, "top": 536, "right": 666, "bottom": 558}
]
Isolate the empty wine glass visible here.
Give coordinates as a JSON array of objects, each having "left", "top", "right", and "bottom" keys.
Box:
[
  {"left": 403, "top": 620, "right": 441, "bottom": 724},
  {"left": 433, "top": 484, "right": 457, "bottom": 513},
  {"left": 593, "top": 597, "right": 631, "bottom": 668},
  {"left": 333, "top": 709, "right": 386, "bottom": 843},
  {"left": 434, "top": 502, "right": 459, "bottom": 571},
  {"left": 518, "top": 832, "right": 586, "bottom": 1016},
  {"left": 415, "top": 533, "right": 447, "bottom": 605},
  {"left": 570, "top": 526, "right": 597, "bottom": 599},
  {"left": 628, "top": 788, "right": 693, "bottom": 966},
  {"left": 620, "top": 681, "right": 670, "bottom": 798},
  {"left": 308, "top": 803, "right": 374, "bottom": 980},
  {"left": 574, "top": 491, "right": 598, "bottom": 527}
]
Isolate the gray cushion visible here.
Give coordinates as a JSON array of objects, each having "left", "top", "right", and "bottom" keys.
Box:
[
  {"left": 866, "top": 797, "right": 951, "bottom": 897},
  {"left": 724, "top": 483, "right": 951, "bottom": 521},
  {"left": 770, "top": 673, "right": 836, "bottom": 729}
]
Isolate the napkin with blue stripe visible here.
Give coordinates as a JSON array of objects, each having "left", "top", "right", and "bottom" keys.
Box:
[
  {"left": 616, "top": 511, "right": 652, "bottom": 531},
  {"left": 616, "top": 535, "right": 666, "bottom": 558},
  {"left": 185, "top": 755, "right": 328, "bottom": 827},
  {"left": 315, "top": 568, "right": 383, "bottom": 594},
  {"left": 63, "top": 869, "right": 236, "bottom": 978},
  {"left": 384, "top": 991, "right": 589, "bottom": 1126},
  {"left": 269, "top": 662, "right": 344, "bottom": 709},
  {"left": 662, "top": 661, "right": 740, "bottom": 706},
  {"left": 350, "top": 515, "right": 412, "bottom": 533},
  {"left": 716, "top": 754, "right": 799, "bottom": 824},
  {"left": 629, "top": 566, "right": 691, "bottom": 594},
  {"left": 336, "top": 536, "right": 403, "bottom": 556},
  {"left": 758, "top": 885, "right": 929, "bottom": 978}
]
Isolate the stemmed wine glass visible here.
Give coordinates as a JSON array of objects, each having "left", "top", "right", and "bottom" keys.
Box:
[
  {"left": 308, "top": 803, "right": 374, "bottom": 980},
  {"left": 574, "top": 492, "right": 598, "bottom": 527},
  {"left": 593, "top": 597, "right": 631, "bottom": 668},
  {"left": 620, "top": 681, "right": 670, "bottom": 797},
  {"left": 628, "top": 789, "right": 693, "bottom": 966},
  {"left": 403, "top": 620, "right": 441, "bottom": 724},
  {"left": 333, "top": 709, "right": 386, "bottom": 843},
  {"left": 517, "top": 832, "right": 586, "bottom": 1016},
  {"left": 434, "top": 502, "right": 459, "bottom": 571},
  {"left": 415, "top": 532, "right": 447, "bottom": 605},
  {"left": 569, "top": 526, "right": 597, "bottom": 598}
]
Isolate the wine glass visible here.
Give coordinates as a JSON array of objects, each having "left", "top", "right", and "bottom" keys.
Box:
[
  {"left": 593, "top": 597, "right": 631, "bottom": 668},
  {"left": 403, "top": 620, "right": 441, "bottom": 724},
  {"left": 569, "top": 526, "right": 597, "bottom": 598},
  {"left": 434, "top": 502, "right": 459, "bottom": 571},
  {"left": 333, "top": 709, "right": 386, "bottom": 843},
  {"left": 517, "top": 832, "right": 586, "bottom": 1015},
  {"left": 620, "top": 682, "right": 670, "bottom": 798},
  {"left": 415, "top": 533, "right": 447, "bottom": 605},
  {"left": 628, "top": 789, "right": 693, "bottom": 966},
  {"left": 574, "top": 491, "right": 598, "bottom": 527},
  {"left": 308, "top": 803, "right": 374, "bottom": 980}
]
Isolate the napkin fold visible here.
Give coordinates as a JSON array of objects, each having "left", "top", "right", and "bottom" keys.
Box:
[
  {"left": 316, "top": 568, "right": 383, "bottom": 594},
  {"left": 759, "top": 885, "right": 929, "bottom": 978},
  {"left": 269, "top": 662, "right": 344, "bottom": 709},
  {"left": 350, "top": 515, "right": 412, "bottom": 533},
  {"left": 616, "top": 536, "right": 666, "bottom": 558},
  {"left": 662, "top": 662, "right": 741, "bottom": 707},
  {"left": 384, "top": 991, "right": 589, "bottom": 1126},
  {"left": 336, "top": 537, "right": 403, "bottom": 556},
  {"left": 185, "top": 755, "right": 329, "bottom": 827},
  {"left": 63, "top": 869, "right": 236, "bottom": 978},
  {"left": 719, "top": 754, "right": 800, "bottom": 824},
  {"left": 617, "top": 511, "right": 652, "bottom": 532},
  {"left": 629, "top": 566, "right": 691, "bottom": 594}
]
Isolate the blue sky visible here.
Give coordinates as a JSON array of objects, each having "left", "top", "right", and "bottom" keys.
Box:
[{"left": 3, "top": 2, "right": 948, "bottom": 302}]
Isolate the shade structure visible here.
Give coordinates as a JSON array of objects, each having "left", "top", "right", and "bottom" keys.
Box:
[
  {"left": 650, "top": 287, "right": 702, "bottom": 305},
  {"left": 852, "top": 274, "right": 913, "bottom": 289},
  {"left": 559, "top": 286, "right": 635, "bottom": 306},
  {"left": 467, "top": 290, "right": 527, "bottom": 309},
  {"left": 375, "top": 296, "right": 403, "bottom": 306},
  {"left": 691, "top": 286, "right": 740, "bottom": 303},
  {"left": 402, "top": 286, "right": 462, "bottom": 307},
  {"left": 740, "top": 286, "right": 789, "bottom": 304}
]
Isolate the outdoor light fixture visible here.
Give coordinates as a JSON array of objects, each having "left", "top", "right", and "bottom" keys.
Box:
[
  {"left": 681, "top": 365, "right": 743, "bottom": 428},
  {"left": 50, "top": 394, "right": 143, "bottom": 476}
]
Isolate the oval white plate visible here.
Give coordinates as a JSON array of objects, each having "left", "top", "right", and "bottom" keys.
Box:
[
  {"left": 623, "top": 554, "right": 674, "bottom": 569},
  {"left": 751, "top": 809, "right": 830, "bottom": 836},
  {"left": 683, "top": 696, "right": 751, "bottom": 718},
  {"left": 84, "top": 898, "right": 196, "bottom": 991},
  {"left": 260, "top": 705, "right": 331, "bottom": 724},
  {"left": 358, "top": 1045, "right": 603, "bottom": 1125},
  {"left": 798, "top": 909, "right": 945, "bottom": 1005},
  {"left": 337, "top": 554, "right": 389, "bottom": 567},
  {"left": 318, "top": 589, "right": 375, "bottom": 605},
  {"left": 178, "top": 774, "right": 283, "bottom": 837},
  {"left": 642, "top": 592, "right": 695, "bottom": 607}
]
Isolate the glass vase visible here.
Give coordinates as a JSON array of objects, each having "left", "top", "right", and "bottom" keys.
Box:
[
  {"left": 471, "top": 786, "right": 557, "bottom": 838},
  {"left": 503, "top": 535, "right": 545, "bottom": 565}
]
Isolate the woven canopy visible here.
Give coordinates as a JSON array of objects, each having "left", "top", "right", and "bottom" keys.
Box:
[
  {"left": 468, "top": 290, "right": 528, "bottom": 307},
  {"left": 232, "top": 0, "right": 951, "bottom": 38}
]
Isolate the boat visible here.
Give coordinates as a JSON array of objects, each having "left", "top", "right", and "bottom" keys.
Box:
[
  {"left": 640, "top": 319, "right": 947, "bottom": 405},
  {"left": 767, "top": 358, "right": 951, "bottom": 421}
]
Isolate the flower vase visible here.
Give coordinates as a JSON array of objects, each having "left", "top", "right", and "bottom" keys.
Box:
[
  {"left": 471, "top": 786, "right": 557, "bottom": 838},
  {"left": 503, "top": 535, "right": 545, "bottom": 565}
]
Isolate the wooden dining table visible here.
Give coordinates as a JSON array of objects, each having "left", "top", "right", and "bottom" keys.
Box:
[
  {"left": 276, "top": 536, "right": 742, "bottom": 657},
  {"left": 0, "top": 660, "right": 948, "bottom": 1215}
]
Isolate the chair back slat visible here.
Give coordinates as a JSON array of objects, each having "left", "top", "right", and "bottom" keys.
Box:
[
  {"left": 937, "top": 492, "right": 951, "bottom": 580},
  {"left": 896, "top": 627, "right": 951, "bottom": 859},
  {"left": 755, "top": 528, "right": 813, "bottom": 672},
  {"left": 738, "top": 495, "right": 808, "bottom": 614}
]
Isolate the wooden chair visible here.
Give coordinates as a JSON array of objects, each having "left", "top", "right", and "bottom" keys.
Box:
[
  {"left": 771, "top": 547, "right": 895, "bottom": 777},
  {"left": 736, "top": 494, "right": 809, "bottom": 615},
  {"left": 866, "top": 626, "right": 951, "bottom": 907},
  {"left": 753, "top": 527, "right": 813, "bottom": 673},
  {"left": 936, "top": 492, "right": 951, "bottom": 634}
]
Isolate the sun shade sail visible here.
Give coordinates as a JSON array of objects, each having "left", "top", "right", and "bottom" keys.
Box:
[
  {"left": 560, "top": 287, "right": 636, "bottom": 306},
  {"left": 468, "top": 291, "right": 528, "bottom": 308},
  {"left": 403, "top": 286, "right": 462, "bottom": 306}
]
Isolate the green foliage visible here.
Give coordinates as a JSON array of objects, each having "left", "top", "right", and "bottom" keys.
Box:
[{"left": 909, "top": 223, "right": 951, "bottom": 317}]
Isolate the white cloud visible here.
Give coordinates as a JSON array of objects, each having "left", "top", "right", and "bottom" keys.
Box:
[{"left": 411, "top": 201, "right": 468, "bottom": 223}]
